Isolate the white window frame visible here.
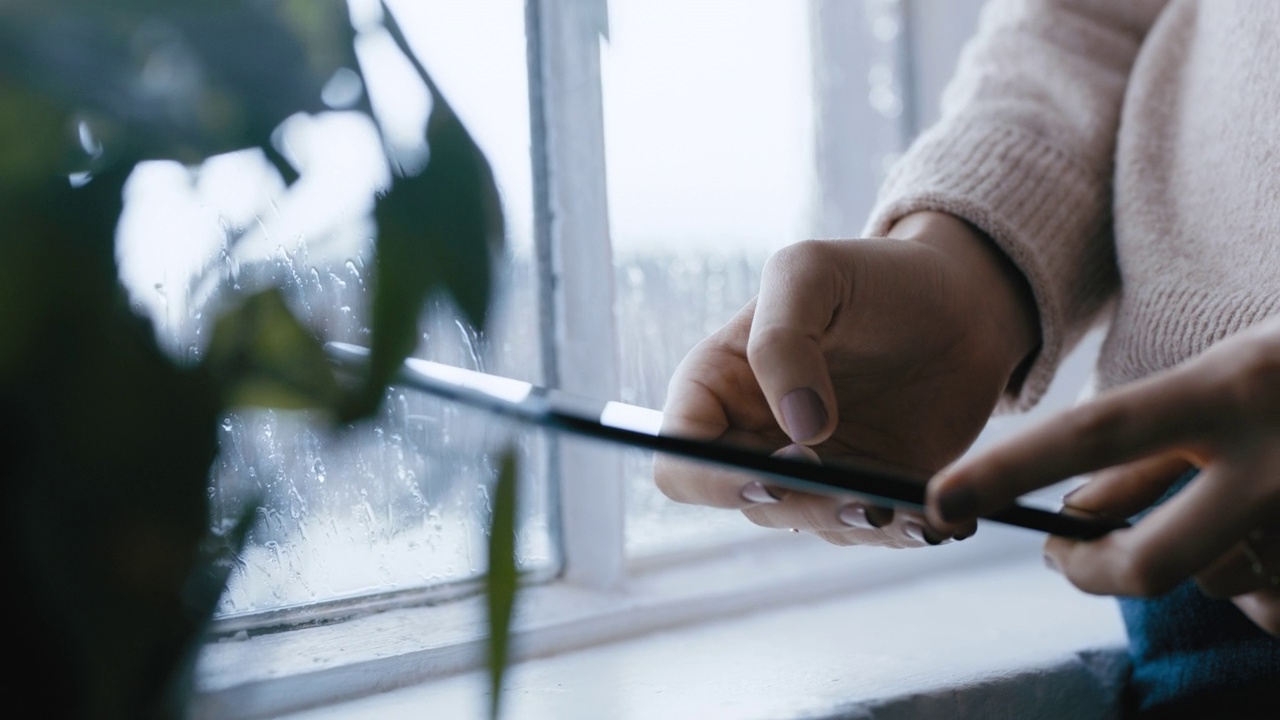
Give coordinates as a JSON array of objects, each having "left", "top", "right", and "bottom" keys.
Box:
[{"left": 191, "top": 1, "right": 1105, "bottom": 717}]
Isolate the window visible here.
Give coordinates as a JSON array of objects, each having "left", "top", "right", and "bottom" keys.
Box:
[
  {"left": 119, "top": 0, "right": 557, "bottom": 623},
  {"left": 605, "top": 0, "right": 912, "bottom": 557},
  {"left": 185, "top": 1, "right": 1110, "bottom": 716}
]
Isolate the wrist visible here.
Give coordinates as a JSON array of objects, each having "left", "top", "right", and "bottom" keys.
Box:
[{"left": 886, "top": 211, "right": 1040, "bottom": 383}]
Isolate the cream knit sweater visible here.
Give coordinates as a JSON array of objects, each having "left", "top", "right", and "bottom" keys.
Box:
[{"left": 865, "top": 0, "right": 1280, "bottom": 409}]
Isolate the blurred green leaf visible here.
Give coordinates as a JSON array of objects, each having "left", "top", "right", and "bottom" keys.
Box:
[
  {"left": 2, "top": 3, "right": 512, "bottom": 717},
  {"left": 266, "top": 0, "right": 363, "bottom": 187},
  {"left": 0, "top": 82, "right": 78, "bottom": 192},
  {"left": 354, "top": 8, "right": 504, "bottom": 419},
  {"left": 486, "top": 449, "right": 520, "bottom": 720},
  {"left": 261, "top": 141, "right": 301, "bottom": 187},
  {"left": 278, "top": 0, "right": 362, "bottom": 83},
  {"left": 381, "top": 4, "right": 504, "bottom": 328},
  {"left": 163, "top": 498, "right": 261, "bottom": 718},
  {"left": 0, "top": 0, "right": 352, "bottom": 165},
  {"left": 0, "top": 173, "right": 73, "bottom": 380},
  {"left": 203, "top": 288, "right": 342, "bottom": 410},
  {"left": 3, "top": 161, "right": 227, "bottom": 719},
  {"left": 0, "top": 163, "right": 134, "bottom": 385}
]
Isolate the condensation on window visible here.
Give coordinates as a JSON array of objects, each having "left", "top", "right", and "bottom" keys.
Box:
[
  {"left": 199, "top": 244, "right": 552, "bottom": 617},
  {"left": 114, "top": 0, "right": 551, "bottom": 619}
]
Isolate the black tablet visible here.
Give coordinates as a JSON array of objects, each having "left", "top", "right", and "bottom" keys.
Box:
[{"left": 325, "top": 342, "right": 1125, "bottom": 540}]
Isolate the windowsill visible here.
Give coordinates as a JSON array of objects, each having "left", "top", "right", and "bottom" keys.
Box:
[
  {"left": 195, "top": 524, "right": 1129, "bottom": 719},
  {"left": 273, "top": 554, "right": 1128, "bottom": 720}
]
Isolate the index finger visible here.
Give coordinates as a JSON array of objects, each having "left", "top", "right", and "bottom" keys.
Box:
[
  {"left": 926, "top": 360, "right": 1224, "bottom": 528},
  {"left": 747, "top": 240, "right": 844, "bottom": 445}
]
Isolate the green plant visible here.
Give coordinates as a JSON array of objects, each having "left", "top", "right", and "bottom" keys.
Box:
[{"left": 0, "top": 1, "right": 520, "bottom": 717}]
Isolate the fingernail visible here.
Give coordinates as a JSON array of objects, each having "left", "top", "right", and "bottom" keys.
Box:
[
  {"left": 937, "top": 486, "right": 977, "bottom": 523},
  {"left": 837, "top": 503, "right": 876, "bottom": 529},
  {"left": 1044, "top": 553, "right": 1060, "bottom": 573},
  {"left": 904, "top": 522, "right": 927, "bottom": 544},
  {"left": 772, "top": 443, "right": 820, "bottom": 463},
  {"left": 741, "top": 481, "right": 782, "bottom": 504},
  {"left": 780, "top": 388, "right": 827, "bottom": 444}
]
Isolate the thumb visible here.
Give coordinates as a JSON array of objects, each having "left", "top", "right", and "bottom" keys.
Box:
[{"left": 746, "top": 241, "right": 843, "bottom": 445}]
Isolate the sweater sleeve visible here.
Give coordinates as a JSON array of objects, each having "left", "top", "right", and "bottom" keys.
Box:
[{"left": 863, "top": 0, "right": 1169, "bottom": 410}]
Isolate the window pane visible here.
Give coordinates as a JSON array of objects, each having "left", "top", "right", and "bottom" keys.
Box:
[
  {"left": 602, "top": 0, "right": 812, "bottom": 556},
  {"left": 601, "top": 0, "right": 902, "bottom": 556},
  {"left": 115, "top": 0, "right": 551, "bottom": 619}
]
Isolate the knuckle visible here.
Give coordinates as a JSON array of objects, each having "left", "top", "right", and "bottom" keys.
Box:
[
  {"left": 763, "top": 240, "right": 831, "bottom": 283},
  {"left": 745, "top": 324, "right": 797, "bottom": 363}
]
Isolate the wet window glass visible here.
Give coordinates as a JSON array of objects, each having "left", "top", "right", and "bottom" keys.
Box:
[{"left": 115, "top": 0, "right": 553, "bottom": 619}]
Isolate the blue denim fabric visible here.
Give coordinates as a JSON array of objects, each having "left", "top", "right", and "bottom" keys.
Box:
[{"left": 1117, "top": 471, "right": 1280, "bottom": 718}]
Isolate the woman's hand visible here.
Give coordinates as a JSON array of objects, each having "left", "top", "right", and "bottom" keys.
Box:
[
  {"left": 927, "top": 314, "right": 1280, "bottom": 634},
  {"left": 654, "top": 211, "right": 1038, "bottom": 548}
]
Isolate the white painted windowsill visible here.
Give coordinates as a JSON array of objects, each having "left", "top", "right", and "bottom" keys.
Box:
[{"left": 198, "top": 525, "right": 1130, "bottom": 720}]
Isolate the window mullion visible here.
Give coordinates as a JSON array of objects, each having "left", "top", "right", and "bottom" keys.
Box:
[
  {"left": 527, "top": 0, "right": 627, "bottom": 591},
  {"left": 811, "top": 0, "right": 915, "bottom": 238}
]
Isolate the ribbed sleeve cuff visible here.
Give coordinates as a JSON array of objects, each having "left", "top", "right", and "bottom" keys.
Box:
[{"left": 863, "top": 120, "right": 1119, "bottom": 411}]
